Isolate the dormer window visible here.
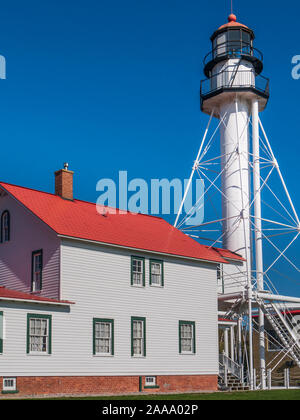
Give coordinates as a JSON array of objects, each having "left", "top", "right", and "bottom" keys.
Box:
[
  {"left": 32, "top": 250, "right": 43, "bottom": 292},
  {"left": 1, "top": 211, "right": 10, "bottom": 243}
]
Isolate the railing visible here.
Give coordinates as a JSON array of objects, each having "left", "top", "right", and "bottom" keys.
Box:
[
  {"left": 219, "top": 362, "right": 226, "bottom": 382},
  {"left": 254, "top": 368, "right": 300, "bottom": 390},
  {"left": 219, "top": 353, "right": 243, "bottom": 382},
  {"left": 266, "top": 369, "right": 300, "bottom": 390},
  {"left": 256, "top": 297, "right": 300, "bottom": 369},
  {"left": 200, "top": 69, "right": 270, "bottom": 99},
  {"left": 203, "top": 42, "right": 264, "bottom": 68}
]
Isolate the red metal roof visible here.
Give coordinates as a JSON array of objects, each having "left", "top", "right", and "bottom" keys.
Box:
[
  {"left": 218, "top": 317, "right": 237, "bottom": 324},
  {"left": 217, "top": 14, "right": 250, "bottom": 31},
  {"left": 212, "top": 247, "right": 244, "bottom": 262},
  {"left": 253, "top": 309, "right": 300, "bottom": 318},
  {"left": 0, "top": 182, "right": 243, "bottom": 264},
  {"left": 0, "top": 286, "right": 73, "bottom": 305}
]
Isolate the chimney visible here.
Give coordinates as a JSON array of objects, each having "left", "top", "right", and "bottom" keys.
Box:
[{"left": 55, "top": 163, "right": 74, "bottom": 200}]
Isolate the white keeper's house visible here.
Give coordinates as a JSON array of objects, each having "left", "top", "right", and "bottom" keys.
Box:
[{"left": 0, "top": 167, "right": 243, "bottom": 396}]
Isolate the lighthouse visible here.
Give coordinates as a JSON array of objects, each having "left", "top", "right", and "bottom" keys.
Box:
[
  {"left": 175, "top": 12, "right": 300, "bottom": 391},
  {"left": 201, "top": 13, "right": 269, "bottom": 287},
  {"left": 200, "top": 13, "right": 270, "bottom": 389}
]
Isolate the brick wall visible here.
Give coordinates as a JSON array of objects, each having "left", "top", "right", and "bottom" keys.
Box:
[{"left": 0, "top": 374, "right": 217, "bottom": 397}]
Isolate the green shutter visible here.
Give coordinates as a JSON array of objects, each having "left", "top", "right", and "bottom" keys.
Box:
[{"left": 0, "top": 311, "right": 3, "bottom": 354}]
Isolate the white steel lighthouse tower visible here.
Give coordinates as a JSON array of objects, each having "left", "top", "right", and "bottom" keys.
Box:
[
  {"left": 175, "top": 13, "right": 300, "bottom": 391},
  {"left": 201, "top": 14, "right": 269, "bottom": 290},
  {"left": 201, "top": 13, "right": 270, "bottom": 390}
]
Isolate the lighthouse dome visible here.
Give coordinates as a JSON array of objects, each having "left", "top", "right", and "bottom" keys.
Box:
[{"left": 217, "top": 14, "right": 251, "bottom": 32}]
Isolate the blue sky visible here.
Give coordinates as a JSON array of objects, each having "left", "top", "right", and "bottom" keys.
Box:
[{"left": 0, "top": 0, "right": 300, "bottom": 294}]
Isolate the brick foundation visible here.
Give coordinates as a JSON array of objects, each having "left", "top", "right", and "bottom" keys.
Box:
[{"left": 0, "top": 374, "right": 217, "bottom": 397}]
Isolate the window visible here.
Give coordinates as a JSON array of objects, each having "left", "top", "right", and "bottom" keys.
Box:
[
  {"left": 179, "top": 321, "right": 196, "bottom": 354},
  {"left": 0, "top": 311, "right": 3, "bottom": 354},
  {"left": 150, "top": 260, "right": 164, "bottom": 287},
  {"left": 131, "top": 317, "right": 146, "bottom": 357},
  {"left": 131, "top": 257, "right": 145, "bottom": 287},
  {"left": 2, "top": 378, "right": 17, "bottom": 393},
  {"left": 27, "top": 314, "right": 52, "bottom": 354},
  {"left": 217, "top": 265, "right": 224, "bottom": 294},
  {"left": 267, "top": 329, "right": 283, "bottom": 352},
  {"left": 1, "top": 211, "right": 10, "bottom": 243},
  {"left": 145, "top": 377, "right": 158, "bottom": 388},
  {"left": 32, "top": 250, "right": 43, "bottom": 292},
  {"left": 93, "top": 319, "right": 114, "bottom": 356}
]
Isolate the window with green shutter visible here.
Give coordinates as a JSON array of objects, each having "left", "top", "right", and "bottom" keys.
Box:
[
  {"left": 131, "top": 257, "right": 145, "bottom": 287},
  {"left": 31, "top": 250, "right": 43, "bottom": 292},
  {"left": 93, "top": 318, "right": 114, "bottom": 356},
  {"left": 27, "top": 314, "right": 52, "bottom": 355},
  {"left": 149, "top": 259, "right": 164, "bottom": 287},
  {"left": 131, "top": 317, "right": 146, "bottom": 357},
  {"left": 179, "top": 321, "right": 196, "bottom": 354}
]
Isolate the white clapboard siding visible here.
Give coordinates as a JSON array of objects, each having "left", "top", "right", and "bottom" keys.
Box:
[
  {"left": 0, "top": 193, "right": 60, "bottom": 299},
  {"left": 59, "top": 239, "right": 218, "bottom": 377},
  {"left": 0, "top": 238, "right": 218, "bottom": 377}
]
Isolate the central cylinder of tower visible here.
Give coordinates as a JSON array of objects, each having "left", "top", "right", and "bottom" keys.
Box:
[{"left": 220, "top": 98, "right": 251, "bottom": 264}]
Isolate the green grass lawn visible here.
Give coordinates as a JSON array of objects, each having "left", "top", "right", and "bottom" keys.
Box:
[{"left": 36, "top": 389, "right": 300, "bottom": 400}]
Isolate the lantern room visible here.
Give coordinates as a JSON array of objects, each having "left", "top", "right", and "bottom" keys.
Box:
[
  {"left": 204, "top": 14, "right": 263, "bottom": 78},
  {"left": 200, "top": 14, "right": 269, "bottom": 116}
]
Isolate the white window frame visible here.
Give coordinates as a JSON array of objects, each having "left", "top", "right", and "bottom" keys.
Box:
[
  {"left": 28, "top": 316, "right": 50, "bottom": 355},
  {"left": 131, "top": 257, "right": 145, "bottom": 287},
  {"left": 3, "top": 377, "right": 17, "bottom": 392},
  {"left": 150, "top": 260, "right": 163, "bottom": 287},
  {"left": 132, "top": 318, "right": 146, "bottom": 357},
  {"left": 32, "top": 250, "right": 43, "bottom": 292},
  {"left": 94, "top": 319, "right": 114, "bottom": 356},
  {"left": 145, "top": 376, "right": 156, "bottom": 387},
  {"left": 179, "top": 321, "right": 196, "bottom": 355}
]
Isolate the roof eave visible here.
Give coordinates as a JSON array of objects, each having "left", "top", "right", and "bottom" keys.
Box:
[
  {"left": 58, "top": 234, "right": 229, "bottom": 265},
  {"left": 0, "top": 296, "right": 74, "bottom": 307}
]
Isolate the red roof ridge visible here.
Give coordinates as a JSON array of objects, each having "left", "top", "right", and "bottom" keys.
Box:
[{"left": 0, "top": 181, "right": 163, "bottom": 220}]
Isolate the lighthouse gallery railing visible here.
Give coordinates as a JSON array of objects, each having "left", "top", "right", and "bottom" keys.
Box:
[{"left": 200, "top": 69, "right": 270, "bottom": 99}]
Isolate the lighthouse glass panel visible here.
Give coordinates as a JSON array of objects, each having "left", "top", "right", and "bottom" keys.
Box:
[
  {"left": 242, "top": 31, "right": 251, "bottom": 54},
  {"left": 227, "top": 30, "right": 241, "bottom": 55},
  {"left": 214, "top": 33, "right": 227, "bottom": 58}
]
